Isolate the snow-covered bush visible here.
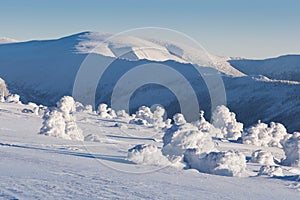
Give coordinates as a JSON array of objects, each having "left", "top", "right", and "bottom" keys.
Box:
[
  {"left": 242, "top": 121, "right": 288, "bottom": 148},
  {"left": 173, "top": 113, "right": 186, "bottom": 126},
  {"left": 97, "top": 103, "right": 116, "bottom": 119},
  {"left": 162, "top": 113, "right": 215, "bottom": 162},
  {"left": 57, "top": 96, "right": 76, "bottom": 115},
  {"left": 6, "top": 94, "right": 21, "bottom": 104},
  {"left": 33, "top": 105, "right": 48, "bottom": 116},
  {"left": 84, "top": 104, "right": 93, "bottom": 113},
  {"left": 75, "top": 102, "right": 85, "bottom": 112},
  {"left": 75, "top": 102, "right": 93, "bottom": 113},
  {"left": 116, "top": 109, "right": 129, "bottom": 118},
  {"left": 257, "top": 165, "right": 283, "bottom": 177},
  {"left": 194, "top": 111, "right": 223, "bottom": 138},
  {"left": 251, "top": 150, "right": 275, "bottom": 165},
  {"left": 130, "top": 105, "right": 167, "bottom": 128},
  {"left": 40, "top": 110, "right": 67, "bottom": 139},
  {"left": 40, "top": 96, "right": 84, "bottom": 141},
  {"left": 211, "top": 105, "right": 243, "bottom": 140},
  {"left": 152, "top": 106, "right": 166, "bottom": 128},
  {"left": 281, "top": 132, "right": 300, "bottom": 167},
  {"left": 184, "top": 149, "right": 246, "bottom": 177},
  {"left": 0, "top": 78, "right": 9, "bottom": 102},
  {"left": 128, "top": 144, "right": 170, "bottom": 166}
]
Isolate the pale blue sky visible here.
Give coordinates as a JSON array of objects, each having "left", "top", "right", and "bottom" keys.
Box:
[{"left": 0, "top": 0, "right": 299, "bottom": 58}]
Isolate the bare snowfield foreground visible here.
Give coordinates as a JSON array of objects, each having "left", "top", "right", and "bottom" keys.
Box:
[{"left": 1, "top": 101, "right": 300, "bottom": 199}]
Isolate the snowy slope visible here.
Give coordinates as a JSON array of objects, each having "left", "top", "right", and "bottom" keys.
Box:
[
  {"left": 75, "top": 32, "right": 244, "bottom": 76},
  {"left": 1, "top": 102, "right": 300, "bottom": 199},
  {"left": 229, "top": 55, "right": 300, "bottom": 82}
]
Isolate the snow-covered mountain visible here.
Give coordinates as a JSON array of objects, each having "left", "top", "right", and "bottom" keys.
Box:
[
  {"left": 0, "top": 32, "right": 299, "bottom": 132},
  {"left": 229, "top": 55, "right": 300, "bottom": 82},
  {"left": 0, "top": 37, "right": 19, "bottom": 44},
  {"left": 75, "top": 32, "right": 244, "bottom": 76}
]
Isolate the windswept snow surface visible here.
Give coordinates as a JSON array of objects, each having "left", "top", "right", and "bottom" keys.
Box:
[{"left": 1, "top": 102, "right": 300, "bottom": 199}]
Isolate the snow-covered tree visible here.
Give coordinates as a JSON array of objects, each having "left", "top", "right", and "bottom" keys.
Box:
[
  {"left": 251, "top": 150, "right": 275, "bottom": 165},
  {"left": 40, "top": 96, "right": 84, "bottom": 141},
  {"left": 97, "top": 103, "right": 116, "bottom": 119},
  {"left": 162, "top": 113, "right": 215, "bottom": 162},
  {"left": 0, "top": 78, "right": 9, "bottom": 102},
  {"left": 194, "top": 111, "right": 222, "bottom": 138},
  {"left": 281, "top": 132, "right": 300, "bottom": 167},
  {"left": 242, "top": 121, "right": 288, "bottom": 148},
  {"left": 127, "top": 144, "right": 170, "bottom": 166},
  {"left": 212, "top": 105, "right": 243, "bottom": 140},
  {"left": 184, "top": 149, "right": 246, "bottom": 177}
]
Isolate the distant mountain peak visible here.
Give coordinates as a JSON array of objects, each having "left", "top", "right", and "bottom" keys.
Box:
[{"left": 0, "top": 37, "right": 19, "bottom": 44}]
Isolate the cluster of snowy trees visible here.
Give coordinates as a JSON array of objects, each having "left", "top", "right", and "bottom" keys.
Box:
[
  {"left": 127, "top": 105, "right": 300, "bottom": 176},
  {"left": 1, "top": 76, "right": 299, "bottom": 176}
]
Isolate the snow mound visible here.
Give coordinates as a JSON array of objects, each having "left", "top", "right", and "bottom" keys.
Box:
[
  {"left": 130, "top": 105, "right": 166, "bottom": 128},
  {"left": 251, "top": 150, "right": 276, "bottom": 165},
  {"left": 40, "top": 96, "right": 84, "bottom": 141},
  {"left": 162, "top": 113, "right": 215, "bottom": 162},
  {"left": 212, "top": 105, "right": 243, "bottom": 140},
  {"left": 282, "top": 132, "right": 300, "bottom": 167},
  {"left": 127, "top": 144, "right": 170, "bottom": 166},
  {"left": 242, "top": 121, "right": 288, "bottom": 148},
  {"left": 184, "top": 149, "right": 246, "bottom": 177},
  {"left": 257, "top": 165, "right": 284, "bottom": 177}
]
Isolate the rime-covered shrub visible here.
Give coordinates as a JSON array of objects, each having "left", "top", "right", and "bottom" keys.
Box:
[
  {"left": 130, "top": 105, "right": 167, "bottom": 128},
  {"left": 242, "top": 121, "right": 288, "bottom": 148},
  {"left": 97, "top": 103, "right": 116, "bottom": 119},
  {"left": 282, "top": 132, "right": 300, "bottom": 167},
  {"left": 251, "top": 150, "right": 275, "bottom": 165},
  {"left": 6, "top": 94, "right": 21, "bottom": 104},
  {"left": 40, "top": 110, "right": 67, "bottom": 139},
  {"left": 162, "top": 113, "right": 215, "bottom": 162},
  {"left": 40, "top": 96, "right": 84, "bottom": 141},
  {"left": 33, "top": 105, "right": 49, "bottom": 116},
  {"left": 0, "top": 78, "right": 9, "bottom": 102},
  {"left": 257, "top": 165, "right": 283, "bottom": 177},
  {"left": 194, "top": 111, "right": 222, "bottom": 138},
  {"left": 184, "top": 149, "right": 246, "bottom": 177},
  {"left": 128, "top": 144, "right": 170, "bottom": 166},
  {"left": 57, "top": 96, "right": 76, "bottom": 115},
  {"left": 211, "top": 105, "right": 243, "bottom": 140}
]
